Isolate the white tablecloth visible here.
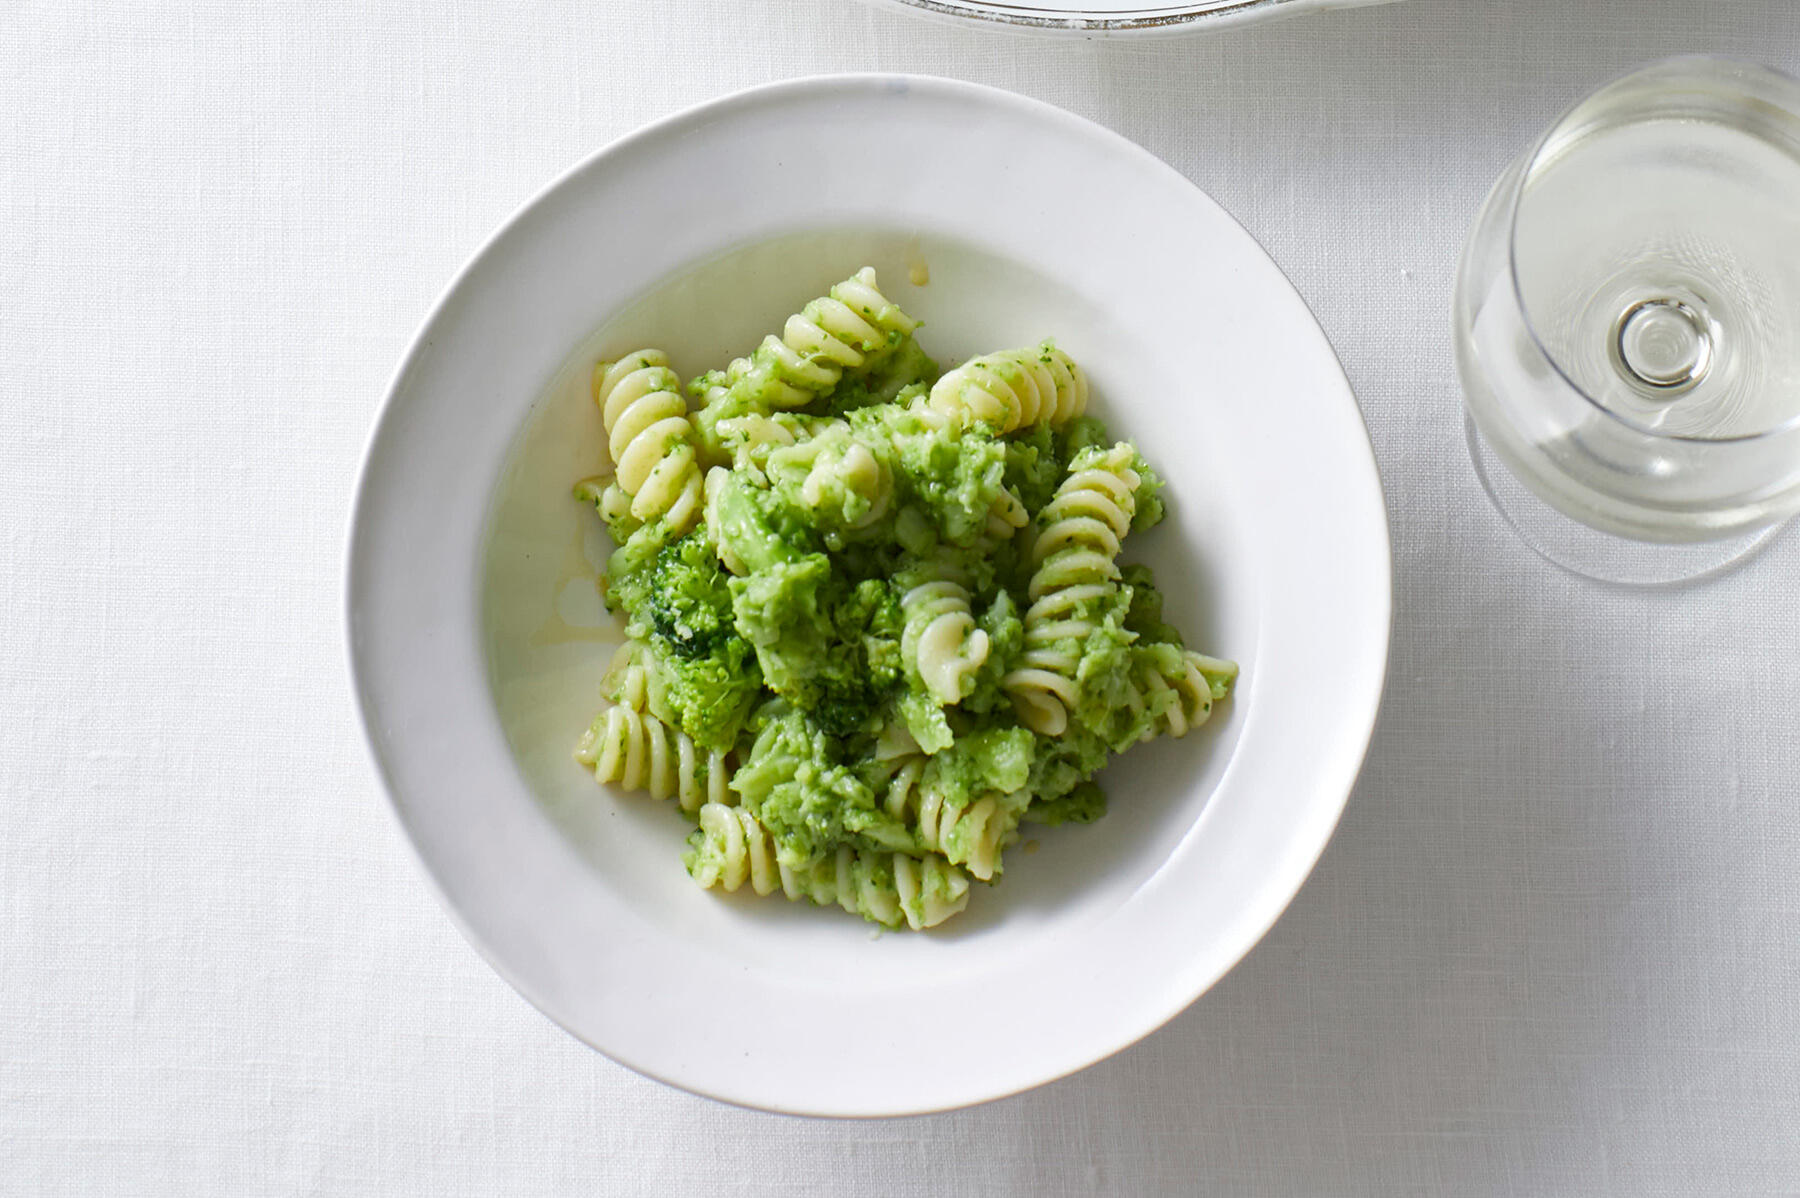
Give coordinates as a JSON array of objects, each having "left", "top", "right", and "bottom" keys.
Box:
[{"left": 5, "top": 0, "right": 1798, "bottom": 1192}]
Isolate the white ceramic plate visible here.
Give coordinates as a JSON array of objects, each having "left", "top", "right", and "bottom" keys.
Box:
[
  {"left": 861, "top": 0, "right": 1400, "bottom": 35},
  {"left": 347, "top": 75, "right": 1390, "bottom": 1116}
]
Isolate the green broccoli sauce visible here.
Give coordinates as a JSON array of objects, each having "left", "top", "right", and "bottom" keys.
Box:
[
  {"left": 607, "top": 529, "right": 761, "bottom": 752},
  {"left": 812, "top": 337, "right": 939, "bottom": 417},
  {"left": 1023, "top": 781, "right": 1107, "bottom": 827},
  {"left": 576, "top": 280, "right": 1235, "bottom": 929},
  {"left": 873, "top": 411, "right": 1012, "bottom": 549}
]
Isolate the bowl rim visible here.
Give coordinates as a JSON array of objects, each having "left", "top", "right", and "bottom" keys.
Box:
[
  {"left": 344, "top": 71, "right": 1394, "bottom": 1115},
  {"left": 862, "top": 0, "right": 1379, "bottom": 34}
]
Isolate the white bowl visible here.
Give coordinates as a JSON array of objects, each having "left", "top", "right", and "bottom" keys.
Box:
[
  {"left": 347, "top": 75, "right": 1390, "bottom": 1116},
  {"left": 862, "top": 0, "right": 1401, "bottom": 35}
]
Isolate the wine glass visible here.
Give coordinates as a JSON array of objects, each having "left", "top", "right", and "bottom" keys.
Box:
[{"left": 1454, "top": 56, "right": 1800, "bottom": 586}]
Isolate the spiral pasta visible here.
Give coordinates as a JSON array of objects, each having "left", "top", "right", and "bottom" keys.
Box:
[
  {"left": 592, "top": 350, "right": 705, "bottom": 534},
  {"left": 925, "top": 343, "right": 1088, "bottom": 435},
  {"left": 874, "top": 758, "right": 1017, "bottom": 882},
  {"left": 768, "top": 426, "right": 893, "bottom": 532},
  {"left": 571, "top": 271, "right": 1238, "bottom": 932},
  {"left": 901, "top": 568, "right": 990, "bottom": 706},
  {"left": 572, "top": 474, "right": 637, "bottom": 535},
  {"left": 872, "top": 720, "right": 922, "bottom": 765},
  {"left": 984, "top": 486, "right": 1031, "bottom": 542},
  {"left": 686, "top": 803, "right": 969, "bottom": 930},
  {"left": 696, "top": 268, "right": 919, "bottom": 425},
  {"left": 698, "top": 466, "right": 746, "bottom": 576},
  {"left": 783, "top": 267, "right": 920, "bottom": 375},
  {"left": 1131, "top": 648, "right": 1239, "bottom": 740},
  {"left": 575, "top": 702, "right": 731, "bottom": 815},
  {"left": 687, "top": 803, "right": 818, "bottom": 899},
  {"left": 710, "top": 412, "right": 831, "bottom": 477},
  {"left": 916, "top": 787, "right": 1015, "bottom": 882},
  {"left": 1002, "top": 444, "right": 1142, "bottom": 736},
  {"left": 601, "top": 638, "right": 655, "bottom": 710},
  {"left": 872, "top": 754, "right": 926, "bottom": 822}
]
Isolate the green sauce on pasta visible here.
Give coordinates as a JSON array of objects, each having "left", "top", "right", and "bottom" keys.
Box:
[{"left": 572, "top": 267, "right": 1236, "bottom": 931}]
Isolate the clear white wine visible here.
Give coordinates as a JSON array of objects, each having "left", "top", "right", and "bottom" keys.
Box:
[
  {"left": 1459, "top": 63, "right": 1800, "bottom": 547},
  {"left": 1514, "top": 117, "right": 1800, "bottom": 440}
]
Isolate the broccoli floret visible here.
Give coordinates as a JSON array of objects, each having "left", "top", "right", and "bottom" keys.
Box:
[
  {"left": 709, "top": 469, "right": 817, "bottom": 573},
  {"left": 1024, "top": 781, "right": 1108, "bottom": 826},
  {"left": 1025, "top": 723, "right": 1114, "bottom": 806},
  {"left": 1054, "top": 415, "right": 1112, "bottom": 464},
  {"left": 1126, "top": 450, "right": 1166, "bottom": 532},
  {"left": 922, "top": 726, "right": 1035, "bottom": 806},
  {"left": 609, "top": 531, "right": 760, "bottom": 751},
  {"left": 1002, "top": 424, "right": 1065, "bottom": 516},
  {"left": 851, "top": 405, "right": 1010, "bottom": 549},
  {"left": 729, "top": 560, "right": 903, "bottom": 735},
  {"left": 1121, "top": 563, "right": 1183, "bottom": 648},
  {"left": 729, "top": 706, "right": 912, "bottom": 863}
]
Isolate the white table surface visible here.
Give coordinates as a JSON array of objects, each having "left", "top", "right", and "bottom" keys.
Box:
[{"left": 5, "top": 0, "right": 1798, "bottom": 1193}]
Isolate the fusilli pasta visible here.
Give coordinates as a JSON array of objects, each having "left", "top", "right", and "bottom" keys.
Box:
[
  {"left": 711, "top": 412, "right": 831, "bottom": 477},
  {"left": 591, "top": 351, "right": 705, "bottom": 534},
  {"left": 694, "top": 268, "right": 919, "bottom": 442},
  {"left": 576, "top": 702, "right": 731, "bottom": 815},
  {"left": 696, "top": 466, "right": 749, "bottom": 578},
  {"left": 874, "top": 756, "right": 1020, "bottom": 882},
  {"left": 1132, "top": 647, "right": 1239, "bottom": 739},
  {"left": 984, "top": 486, "right": 1031, "bottom": 542},
  {"left": 1003, "top": 444, "right": 1142, "bottom": 736},
  {"left": 925, "top": 343, "right": 1087, "bottom": 435},
  {"left": 571, "top": 265, "right": 1236, "bottom": 931},
  {"left": 901, "top": 567, "right": 990, "bottom": 706},
  {"left": 686, "top": 803, "right": 969, "bottom": 930},
  {"left": 601, "top": 638, "right": 655, "bottom": 710},
  {"left": 767, "top": 425, "right": 893, "bottom": 532}
]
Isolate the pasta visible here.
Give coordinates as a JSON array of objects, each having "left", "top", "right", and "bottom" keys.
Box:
[
  {"left": 710, "top": 411, "right": 829, "bottom": 478},
  {"left": 984, "top": 486, "right": 1031, "bottom": 541},
  {"left": 589, "top": 351, "right": 705, "bottom": 535},
  {"left": 914, "top": 786, "right": 1018, "bottom": 882},
  {"left": 570, "top": 264, "right": 1235, "bottom": 930},
  {"left": 601, "top": 638, "right": 656, "bottom": 710},
  {"left": 874, "top": 755, "right": 1019, "bottom": 881},
  {"left": 1130, "top": 646, "right": 1239, "bottom": 739},
  {"left": 575, "top": 701, "right": 732, "bottom": 815},
  {"left": 685, "top": 803, "right": 970, "bottom": 930},
  {"left": 899, "top": 566, "right": 989, "bottom": 707},
  {"left": 766, "top": 424, "right": 893, "bottom": 532},
  {"left": 924, "top": 343, "right": 1088, "bottom": 435},
  {"left": 1003, "top": 443, "right": 1143, "bottom": 736},
  {"left": 692, "top": 268, "right": 920, "bottom": 452},
  {"left": 873, "top": 754, "right": 927, "bottom": 821}
]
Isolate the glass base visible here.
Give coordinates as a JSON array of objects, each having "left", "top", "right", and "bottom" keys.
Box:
[{"left": 1464, "top": 416, "right": 1787, "bottom": 587}]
